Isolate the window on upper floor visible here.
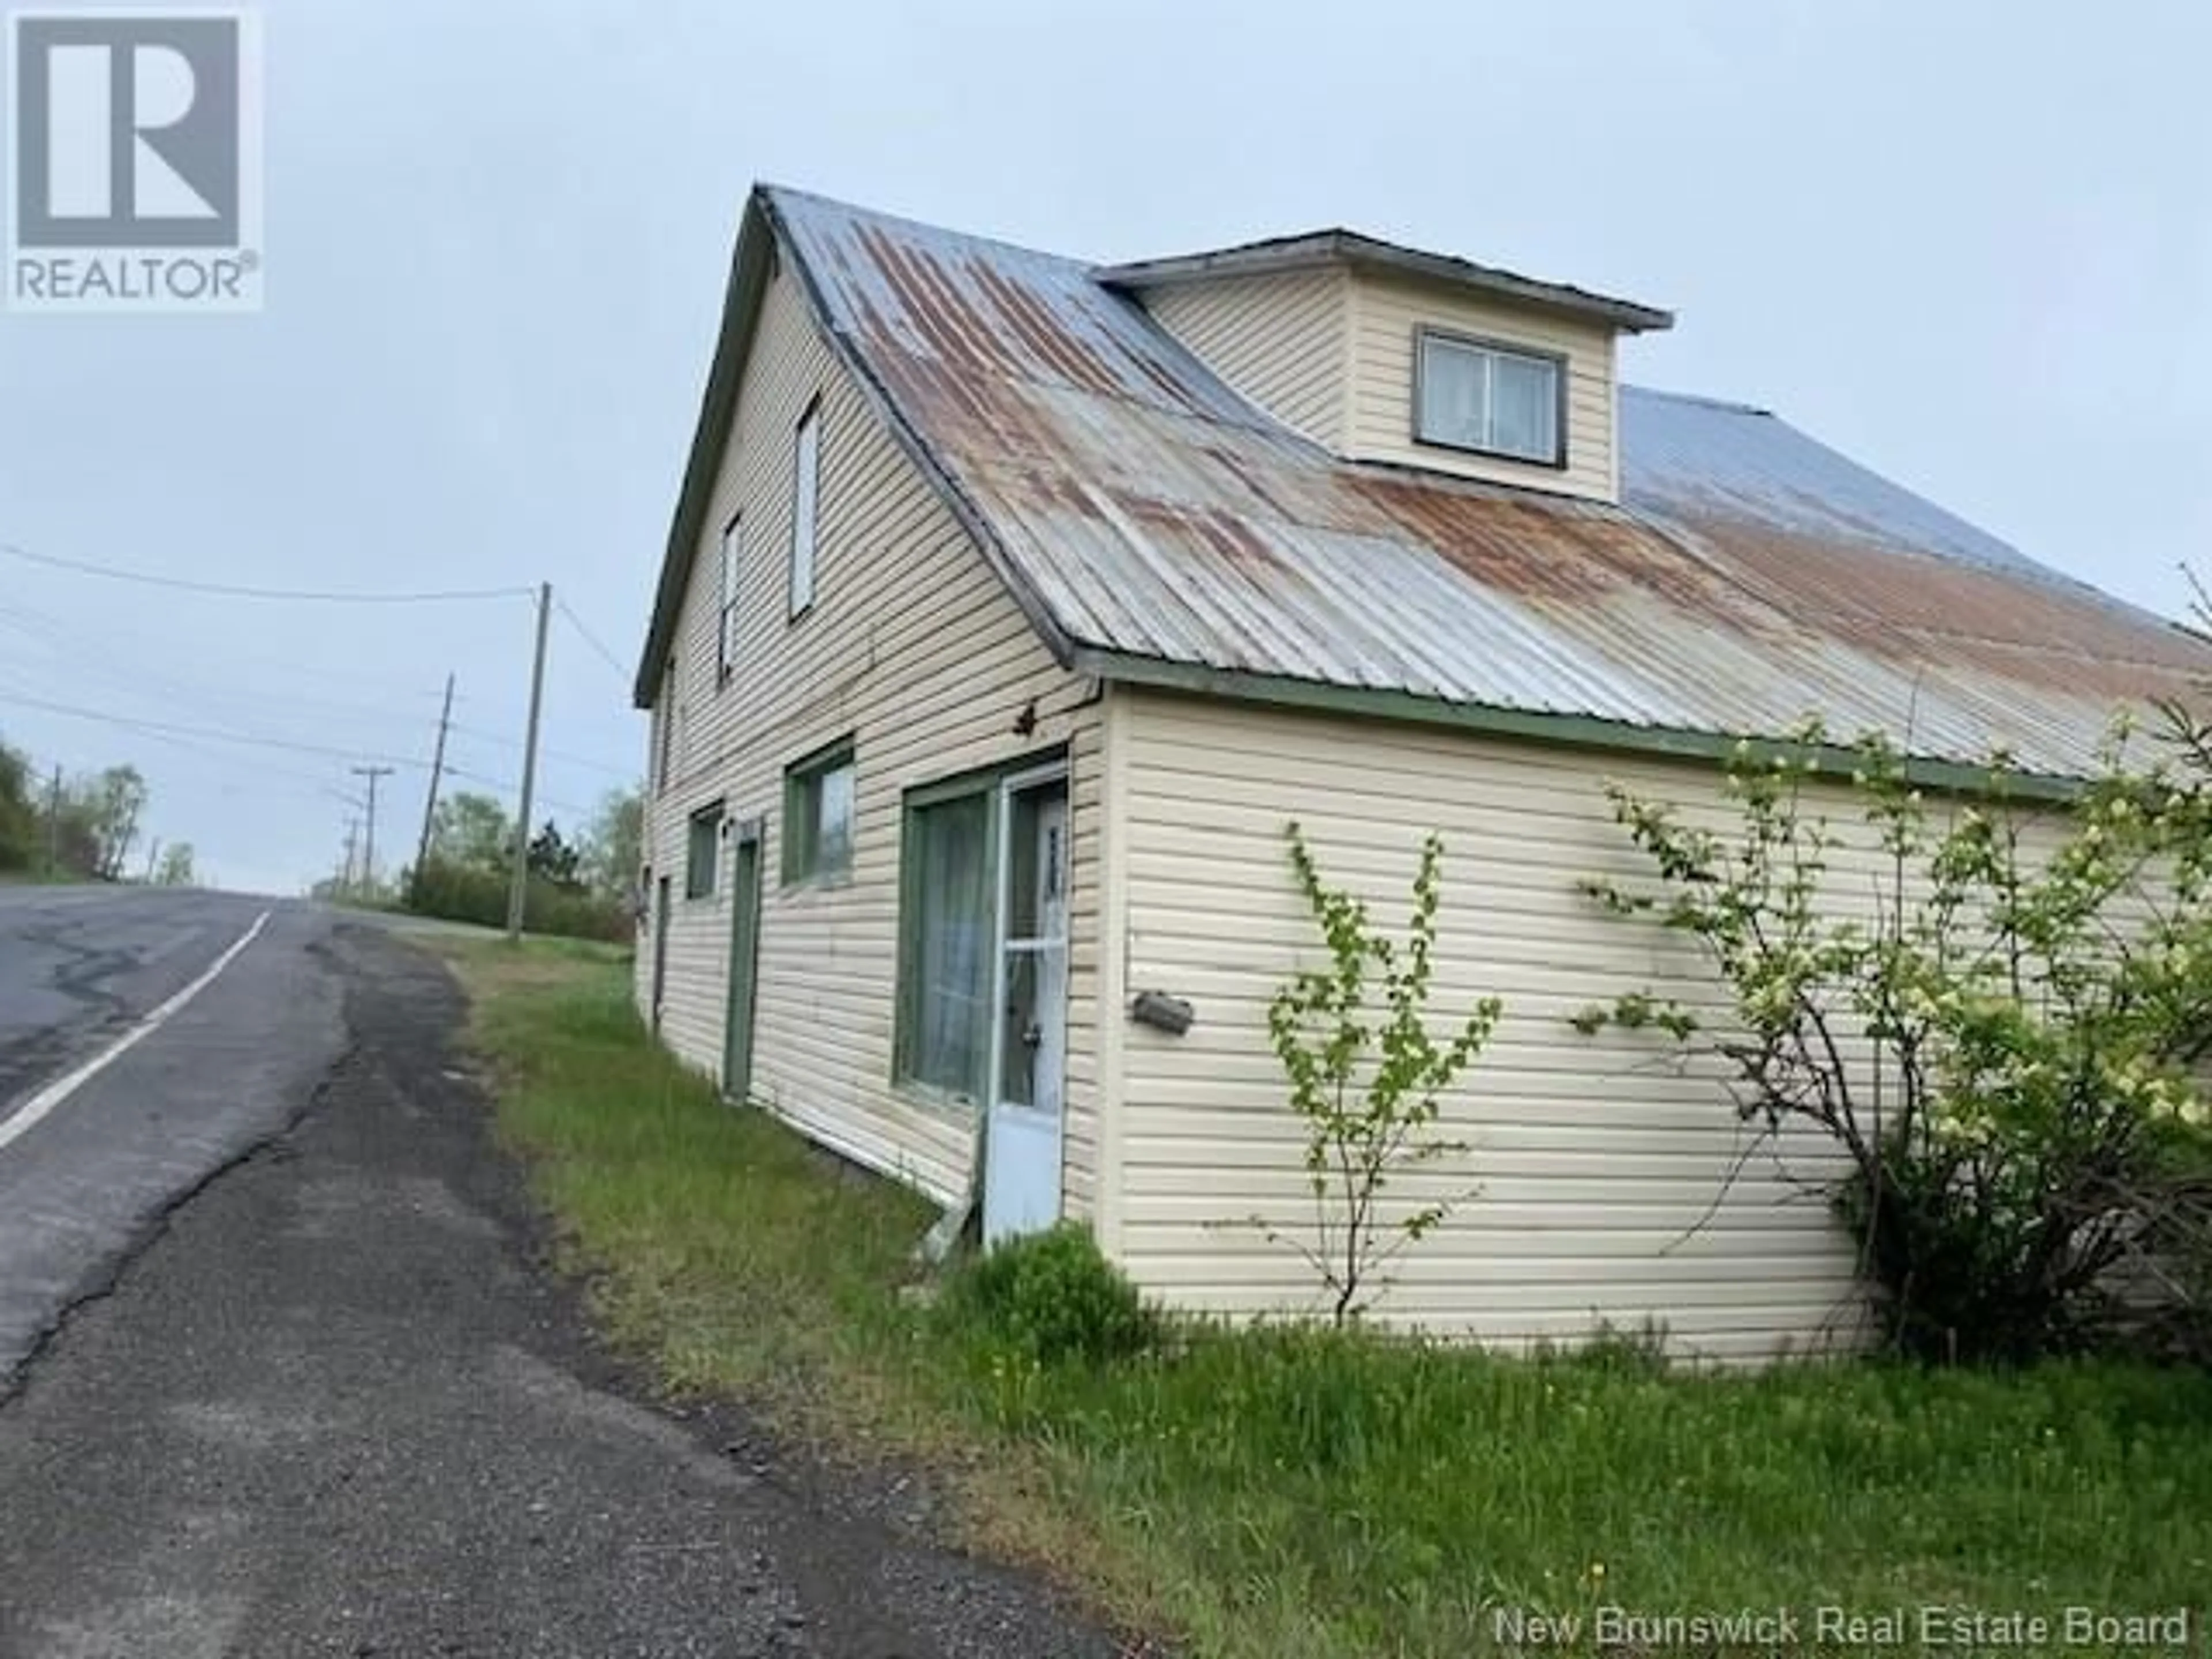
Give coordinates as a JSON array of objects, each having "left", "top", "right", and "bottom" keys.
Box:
[
  {"left": 718, "top": 513, "right": 743, "bottom": 683},
  {"left": 782, "top": 736, "right": 854, "bottom": 886},
  {"left": 1414, "top": 329, "right": 1564, "bottom": 468},
  {"left": 685, "top": 802, "right": 722, "bottom": 899},
  {"left": 656, "top": 661, "right": 676, "bottom": 793},
  {"left": 789, "top": 398, "right": 821, "bottom": 619}
]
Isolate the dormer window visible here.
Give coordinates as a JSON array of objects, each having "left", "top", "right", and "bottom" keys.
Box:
[{"left": 1414, "top": 328, "right": 1565, "bottom": 468}]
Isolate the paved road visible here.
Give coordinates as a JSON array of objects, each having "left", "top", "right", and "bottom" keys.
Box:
[
  {"left": 0, "top": 886, "right": 342, "bottom": 1385},
  {"left": 0, "top": 892, "right": 1118, "bottom": 1658}
]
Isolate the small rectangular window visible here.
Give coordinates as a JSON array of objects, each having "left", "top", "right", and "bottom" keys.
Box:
[
  {"left": 789, "top": 399, "right": 820, "bottom": 618},
  {"left": 1415, "top": 331, "right": 1564, "bottom": 466},
  {"left": 685, "top": 804, "right": 722, "bottom": 899},
  {"left": 782, "top": 738, "right": 854, "bottom": 885},
  {"left": 717, "top": 515, "right": 743, "bottom": 682}
]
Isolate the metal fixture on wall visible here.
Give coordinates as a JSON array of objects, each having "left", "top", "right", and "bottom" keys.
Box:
[{"left": 1130, "top": 990, "right": 1195, "bottom": 1036}]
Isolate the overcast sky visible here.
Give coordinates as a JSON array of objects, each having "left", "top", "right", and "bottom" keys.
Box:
[{"left": 1, "top": 0, "right": 2206, "bottom": 895}]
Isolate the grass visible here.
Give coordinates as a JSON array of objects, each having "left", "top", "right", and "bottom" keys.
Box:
[{"left": 440, "top": 940, "right": 2212, "bottom": 1658}]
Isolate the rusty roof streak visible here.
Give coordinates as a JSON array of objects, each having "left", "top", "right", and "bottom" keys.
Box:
[
  {"left": 754, "top": 187, "right": 2212, "bottom": 778},
  {"left": 858, "top": 226, "right": 1001, "bottom": 378},
  {"left": 966, "top": 256, "right": 1127, "bottom": 399}
]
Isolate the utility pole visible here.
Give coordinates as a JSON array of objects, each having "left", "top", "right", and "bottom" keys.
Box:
[
  {"left": 410, "top": 673, "right": 456, "bottom": 906},
  {"left": 43, "top": 764, "right": 61, "bottom": 877},
  {"left": 351, "top": 764, "right": 395, "bottom": 897},
  {"left": 142, "top": 838, "right": 161, "bottom": 884},
  {"left": 341, "top": 819, "right": 361, "bottom": 899},
  {"left": 506, "top": 581, "right": 551, "bottom": 941}
]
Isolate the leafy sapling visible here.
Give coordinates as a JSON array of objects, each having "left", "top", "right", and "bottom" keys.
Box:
[{"left": 1253, "top": 822, "right": 1501, "bottom": 1325}]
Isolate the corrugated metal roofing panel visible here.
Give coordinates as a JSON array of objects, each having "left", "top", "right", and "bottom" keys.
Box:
[
  {"left": 766, "top": 187, "right": 2209, "bottom": 779},
  {"left": 1618, "top": 387, "right": 2041, "bottom": 578}
]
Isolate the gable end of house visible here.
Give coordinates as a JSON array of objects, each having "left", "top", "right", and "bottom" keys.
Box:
[{"left": 634, "top": 187, "right": 1080, "bottom": 710}]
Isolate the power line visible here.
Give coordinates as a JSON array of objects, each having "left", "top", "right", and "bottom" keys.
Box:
[
  {"left": 0, "top": 684, "right": 601, "bottom": 821},
  {"left": 446, "top": 719, "right": 639, "bottom": 780},
  {"left": 442, "top": 763, "right": 594, "bottom": 823},
  {"left": 0, "top": 655, "right": 478, "bottom": 832},
  {"left": 0, "top": 687, "right": 434, "bottom": 770},
  {"left": 0, "top": 596, "right": 460, "bottom": 700},
  {"left": 0, "top": 604, "right": 453, "bottom": 734},
  {"left": 553, "top": 596, "right": 634, "bottom": 685},
  {"left": 0, "top": 688, "right": 378, "bottom": 813},
  {"left": 2, "top": 583, "right": 641, "bottom": 782},
  {"left": 0, "top": 540, "right": 534, "bottom": 605},
  {"left": 0, "top": 606, "right": 453, "bottom": 707}
]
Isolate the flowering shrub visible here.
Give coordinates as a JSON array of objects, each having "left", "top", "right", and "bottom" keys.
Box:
[{"left": 1575, "top": 718, "right": 2212, "bottom": 1363}]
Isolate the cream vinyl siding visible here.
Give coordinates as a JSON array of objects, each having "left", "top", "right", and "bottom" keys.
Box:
[
  {"left": 1344, "top": 272, "right": 1618, "bottom": 501},
  {"left": 1109, "top": 689, "right": 1934, "bottom": 1365},
  {"left": 1139, "top": 270, "right": 1350, "bottom": 448},
  {"left": 639, "top": 264, "right": 1103, "bottom": 1216}
]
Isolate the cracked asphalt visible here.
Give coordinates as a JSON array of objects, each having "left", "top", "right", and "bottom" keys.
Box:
[
  {"left": 0, "top": 887, "right": 337, "bottom": 1387},
  {"left": 0, "top": 890, "right": 1122, "bottom": 1658}
]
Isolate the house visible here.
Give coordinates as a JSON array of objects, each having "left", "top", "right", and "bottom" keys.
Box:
[{"left": 631, "top": 185, "right": 2210, "bottom": 1363}]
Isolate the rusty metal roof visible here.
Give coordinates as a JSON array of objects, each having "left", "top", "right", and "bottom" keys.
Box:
[{"left": 668, "top": 186, "right": 2206, "bottom": 779}]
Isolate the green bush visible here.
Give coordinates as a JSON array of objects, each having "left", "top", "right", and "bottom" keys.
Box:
[
  {"left": 0, "top": 739, "right": 35, "bottom": 872},
  {"left": 950, "top": 1222, "right": 1157, "bottom": 1365},
  {"left": 406, "top": 857, "right": 631, "bottom": 944}
]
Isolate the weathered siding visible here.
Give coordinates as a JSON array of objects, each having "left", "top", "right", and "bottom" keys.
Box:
[
  {"left": 1141, "top": 270, "right": 1350, "bottom": 448},
  {"left": 1111, "top": 689, "right": 1890, "bottom": 1365},
  {"left": 1345, "top": 272, "right": 1619, "bottom": 501},
  {"left": 639, "top": 264, "right": 1103, "bottom": 1214},
  {"left": 1092, "top": 685, "right": 1136, "bottom": 1256}
]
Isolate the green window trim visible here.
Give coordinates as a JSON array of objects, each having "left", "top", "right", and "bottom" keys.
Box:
[
  {"left": 684, "top": 801, "right": 724, "bottom": 900},
  {"left": 781, "top": 735, "right": 856, "bottom": 887},
  {"left": 889, "top": 746, "right": 1066, "bottom": 1104}
]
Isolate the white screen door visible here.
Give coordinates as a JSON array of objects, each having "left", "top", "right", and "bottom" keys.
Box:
[{"left": 983, "top": 768, "right": 1069, "bottom": 1245}]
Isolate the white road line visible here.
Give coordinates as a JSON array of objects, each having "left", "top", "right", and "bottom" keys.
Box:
[{"left": 0, "top": 908, "right": 272, "bottom": 1156}]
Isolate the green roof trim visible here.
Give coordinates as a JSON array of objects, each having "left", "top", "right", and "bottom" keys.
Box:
[{"left": 1072, "top": 647, "right": 2086, "bottom": 803}]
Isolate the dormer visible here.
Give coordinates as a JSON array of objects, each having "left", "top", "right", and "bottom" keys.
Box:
[{"left": 1103, "top": 231, "right": 1671, "bottom": 503}]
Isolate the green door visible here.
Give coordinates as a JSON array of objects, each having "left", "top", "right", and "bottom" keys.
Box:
[
  {"left": 650, "top": 874, "right": 672, "bottom": 1036},
  {"left": 724, "top": 829, "right": 764, "bottom": 1102}
]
